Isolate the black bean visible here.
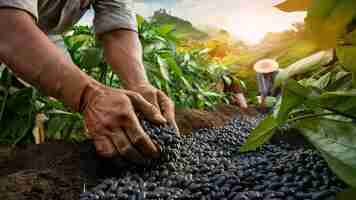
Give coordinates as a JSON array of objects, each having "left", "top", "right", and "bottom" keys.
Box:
[
  {"left": 81, "top": 114, "right": 347, "bottom": 200},
  {"left": 311, "top": 190, "right": 333, "bottom": 200}
]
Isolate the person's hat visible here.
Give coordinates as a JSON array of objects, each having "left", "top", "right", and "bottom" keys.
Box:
[{"left": 254, "top": 59, "right": 279, "bottom": 74}]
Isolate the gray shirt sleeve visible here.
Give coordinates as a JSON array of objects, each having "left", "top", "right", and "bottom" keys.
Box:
[
  {"left": 0, "top": 0, "right": 38, "bottom": 20},
  {"left": 93, "top": 0, "right": 137, "bottom": 35}
]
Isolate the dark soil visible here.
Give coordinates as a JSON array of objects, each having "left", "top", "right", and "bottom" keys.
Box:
[
  {"left": 176, "top": 104, "right": 255, "bottom": 135},
  {"left": 0, "top": 142, "right": 82, "bottom": 200},
  {"left": 0, "top": 105, "right": 242, "bottom": 200}
]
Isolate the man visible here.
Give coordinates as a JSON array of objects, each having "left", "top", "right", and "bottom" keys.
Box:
[
  {"left": 0, "top": 0, "right": 179, "bottom": 165},
  {"left": 254, "top": 59, "right": 279, "bottom": 112}
]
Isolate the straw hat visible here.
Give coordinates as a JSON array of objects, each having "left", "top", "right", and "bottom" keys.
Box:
[{"left": 253, "top": 59, "right": 279, "bottom": 74}]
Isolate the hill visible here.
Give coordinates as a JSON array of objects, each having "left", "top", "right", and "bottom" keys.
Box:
[{"left": 151, "top": 9, "right": 208, "bottom": 39}]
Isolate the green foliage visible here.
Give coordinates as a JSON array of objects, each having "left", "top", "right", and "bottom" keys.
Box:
[
  {"left": 240, "top": 115, "right": 278, "bottom": 152},
  {"left": 242, "top": 2, "right": 356, "bottom": 187},
  {"left": 0, "top": 16, "right": 228, "bottom": 145},
  {"left": 137, "top": 15, "right": 228, "bottom": 108},
  {"left": 0, "top": 67, "right": 85, "bottom": 145},
  {"left": 305, "top": 0, "right": 356, "bottom": 48},
  {"left": 274, "top": 50, "right": 333, "bottom": 87},
  {"left": 242, "top": 76, "right": 356, "bottom": 187},
  {"left": 296, "top": 118, "right": 356, "bottom": 187}
]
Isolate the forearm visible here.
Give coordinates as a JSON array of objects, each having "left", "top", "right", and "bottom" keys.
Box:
[
  {"left": 0, "top": 9, "right": 91, "bottom": 111},
  {"left": 100, "top": 30, "right": 149, "bottom": 89}
]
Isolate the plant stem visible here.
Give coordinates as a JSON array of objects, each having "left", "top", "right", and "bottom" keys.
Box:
[
  {"left": 287, "top": 113, "right": 337, "bottom": 123},
  {"left": 322, "top": 107, "right": 356, "bottom": 121}
]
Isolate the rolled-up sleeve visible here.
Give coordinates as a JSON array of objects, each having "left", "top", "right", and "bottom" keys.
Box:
[
  {"left": 93, "top": 0, "right": 137, "bottom": 35},
  {"left": 0, "top": 0, "right": 38, "bottom": 21}
]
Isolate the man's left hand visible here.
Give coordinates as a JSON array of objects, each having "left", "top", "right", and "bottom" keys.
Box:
[{"left": 129, "top": 84, "right": 180, "bottom": 136}]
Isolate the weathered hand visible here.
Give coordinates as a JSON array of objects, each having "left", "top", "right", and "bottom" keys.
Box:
[
  {"left": 128, "top": 84, "right": 180, "bottom": 136},
  {"left": 81, "top": 81, "right": 167, "bottom": 163}
]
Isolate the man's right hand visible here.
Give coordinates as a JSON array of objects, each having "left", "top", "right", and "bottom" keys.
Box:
[{"left": 81, "top": 82, "right": 168, "bottom": 163}]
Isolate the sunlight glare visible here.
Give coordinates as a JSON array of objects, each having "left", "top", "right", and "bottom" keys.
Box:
[{"left": 226, "top": 7, "right": 306, "bottom": 45}]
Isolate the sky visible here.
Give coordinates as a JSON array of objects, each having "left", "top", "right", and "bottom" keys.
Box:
[{"left": 80, "top": 0, "right": 306, "bottom": 44}]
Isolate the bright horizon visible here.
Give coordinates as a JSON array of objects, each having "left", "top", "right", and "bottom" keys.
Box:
[{"left": 80, "top": 0, "right": 306, "bottom": 44}]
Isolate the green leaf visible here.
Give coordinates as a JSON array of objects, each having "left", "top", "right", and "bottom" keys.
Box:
[
  {"left": 158, "top": 24, "right": 176, "bottom": 35},
  {"left": 240, "top": 115, "right": 279, "bottom": 152},
  {"left": 311, "top": 72, "right": 332, "bottom": 89},
  {"left": 180, "top": 76, "right": 192, "bottom": 90},
  {"left": 285, "top": 80, "right": 356, "bottom": 117},
  {"left": 285, "top": 79, "right": 317, "bottom": 99},
  {"left": 264, "top": 97, "right": 277, "bottom": 108},
  {"left": 156, "top": 55, "right": 171, "bottom": 82},
  {"left": 318, "top": 90, "right": 356, "bottom": 117},
  {"left": 6, "top": 88, "right": 36, "bottom": 116},
  {"left": 274, "top": 0, "right": 312, "bottom": 12},
  {"left": 162, "top": 54, "right": 182, "bottom": 77},
  {"left": 321, "top": 150, "right": 356, "bottom": 188},
  {"left": 222, "top": 75, "right": 232, "bottom": 86},
  {"left": 320, "top": 89, "right": 356, "bottom": 98},
  {"left": 201, "top": 91, "right": 223, "bottom": 98},
  {"left": 296, "top": 118, "right": 356, "bottom": 187},
  {"left": 336, "top": 45, "right": 356, "bottom": 74},
  {"left": 136, "top": 15, "right": 145, "bottom": 28},
  {"left": 274, "top": 51, "right": 333, "bottom": 87},
  {"left": 305, "top": 0, "right": 356, "bottom": 48},
  {"left": 273, "top": 87, "right": 304, "bottom": 123},
  {"left": 81, "top": 47, "right": 103, "bottom": 69}
]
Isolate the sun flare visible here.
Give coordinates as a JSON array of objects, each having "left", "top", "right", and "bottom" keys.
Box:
[{"left": 226, "top": 7, "right": 306, "bottom": 44}]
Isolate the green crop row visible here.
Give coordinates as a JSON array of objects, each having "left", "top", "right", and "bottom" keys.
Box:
[{"left": 0, "top": 16, "right": 229, "bottom": 145}]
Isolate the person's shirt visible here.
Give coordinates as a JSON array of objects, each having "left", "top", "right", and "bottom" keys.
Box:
[{"left": 0, "top": 0, "right": 137, "bottom": 35}]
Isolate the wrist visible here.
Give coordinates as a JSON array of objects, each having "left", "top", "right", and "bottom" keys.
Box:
[
  {"left": 123, "top": 79, "right": 151, "bottom": 91},
  {"left": 78, "top": 78, "right": 105, "bottom": 113}
]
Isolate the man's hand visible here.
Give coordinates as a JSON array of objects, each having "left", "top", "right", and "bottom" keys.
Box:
[
  {"left": 81, "top": 82, "right": 168, "bottom": 162},
  {"left": 0, "top": 9, "right": 168, "bottom": 163},
  {"left": 100, "top": 30, "right": 180, "bottom": 135},
  {"left": 128, "top": 84, "right": 180, "bottom": 136}
]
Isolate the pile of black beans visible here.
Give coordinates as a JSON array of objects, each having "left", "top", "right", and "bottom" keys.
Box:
[
  {"left": 103, "top": 120, "right": 182, "bottom": 170},
  {"left": 80, "top": 115, "right": 346, "bottom": 200}
]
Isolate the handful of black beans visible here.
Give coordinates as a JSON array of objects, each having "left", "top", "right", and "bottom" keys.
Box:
[
  {"left": 107, "top": 120, "right": 181, "bottom": 170},
  {"left": 81, "top": 115, "right": 347, "bottom": 200}
]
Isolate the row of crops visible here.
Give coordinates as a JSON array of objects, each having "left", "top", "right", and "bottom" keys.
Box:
[{"left": 0, "top": 15, "right": 231, "bottom": 144}]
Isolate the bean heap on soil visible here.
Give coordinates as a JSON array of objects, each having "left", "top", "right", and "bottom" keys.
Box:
[{"left": 80, "top": 115, "right": 346, "bottom": 200}]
